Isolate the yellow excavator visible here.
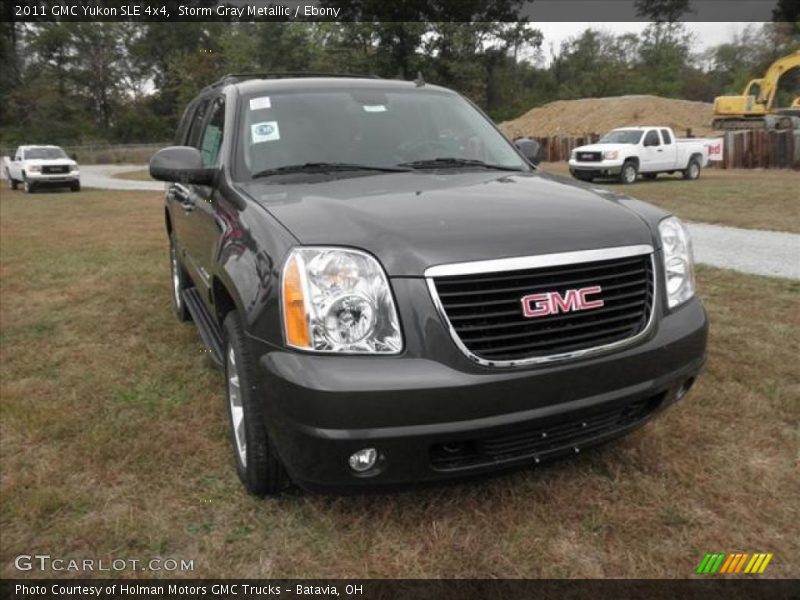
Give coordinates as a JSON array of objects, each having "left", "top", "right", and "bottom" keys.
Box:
[{"left": 712, "top": 50, "right": 800, "bottom": 130}]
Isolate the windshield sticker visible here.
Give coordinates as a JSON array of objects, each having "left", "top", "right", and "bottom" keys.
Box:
[
  {"left": 252, "top": 121, "right": 280, "bottom": 143},
  {"left": 249, "top": 96, "right": 271, "bottom": 110},
  {"left": 363, "top": 105, "right": 387, "bottom": 112}
]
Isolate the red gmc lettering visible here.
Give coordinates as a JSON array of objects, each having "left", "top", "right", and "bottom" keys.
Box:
[{"left": 521, "top": 286, "right": 604, "bottom": 318}]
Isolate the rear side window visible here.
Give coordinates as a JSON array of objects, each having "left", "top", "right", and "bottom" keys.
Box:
[
  {"left": 199, "top": 99, "right": 225, "bottom": 168},
  {"left": 644, "top": 130, "right": 660, "bottom": 146},
  {"left": 660, "top": 129, "right": 672, "bottom": 144}
]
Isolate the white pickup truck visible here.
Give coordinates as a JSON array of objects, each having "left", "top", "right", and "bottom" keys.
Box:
[
  {"left": 3, "top": 145, "right": 81, "bottom": 192},
  {"left": 568, "top": 127, "right": 711, "bottom": 184}
]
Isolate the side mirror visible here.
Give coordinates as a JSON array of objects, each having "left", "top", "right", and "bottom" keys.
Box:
[
  {"left": 150, "top": 146, "right": 214, "bottom": 185},
  {"left": 514, "top": 137, "right": 541, "bottom": 166},
  {"left": 70, "top": 153, "right": 78, "bottom": 161}
]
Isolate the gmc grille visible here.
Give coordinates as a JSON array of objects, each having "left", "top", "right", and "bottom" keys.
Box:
[
  {"left": 42, "top": 165, "right": 69, "bottom": 174},
  {"left": 431, "top": 252, "right": 655, "bottom": 364},
  {"left": 577, "top": 151, "right": 602, "bottom": 162}
]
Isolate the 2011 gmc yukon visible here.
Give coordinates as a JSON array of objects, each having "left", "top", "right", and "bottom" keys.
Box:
[{"left": 149, "top": 74, "right": 707, "bottom": 495}]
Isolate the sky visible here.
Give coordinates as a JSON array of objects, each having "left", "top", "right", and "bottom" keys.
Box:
[{"left": 534, "top": 22, "right": 757, "bottom": 64}]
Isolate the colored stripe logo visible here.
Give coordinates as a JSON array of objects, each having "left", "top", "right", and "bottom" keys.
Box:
[{"left": 696, "top": 552, "right": 773, "bottom": 574}]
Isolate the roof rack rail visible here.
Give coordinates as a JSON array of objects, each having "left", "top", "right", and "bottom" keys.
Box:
[{"left": 208, "top": 71, "right": 381, "bottom": 89}]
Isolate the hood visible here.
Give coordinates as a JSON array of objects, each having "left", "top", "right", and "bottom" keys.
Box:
[{"left": 240, "top": 170, "right": 658, "bottom": 277}]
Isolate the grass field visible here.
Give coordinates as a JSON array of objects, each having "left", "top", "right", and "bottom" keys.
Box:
[
  {"left": 1, "top": 186, "right": 798, "bottom": 579},
  {"left": 541, "top": 163, "right": 800, "bottom": 234},
  {"left": 112, "top": 168, "right": 153, "bottom": 182}
]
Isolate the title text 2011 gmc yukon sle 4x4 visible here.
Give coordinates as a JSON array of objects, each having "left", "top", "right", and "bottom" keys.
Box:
[{"left": 150, "top": 74, "right": 707, "bottom": 495}]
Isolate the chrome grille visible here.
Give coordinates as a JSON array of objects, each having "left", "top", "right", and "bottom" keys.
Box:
[{"left": 428, "top": 247, "right": 656, "bottom": 365}]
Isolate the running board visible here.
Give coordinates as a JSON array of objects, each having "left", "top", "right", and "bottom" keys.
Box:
[{"left": 182, "top": 287, "right": 224, "bottom": 368}]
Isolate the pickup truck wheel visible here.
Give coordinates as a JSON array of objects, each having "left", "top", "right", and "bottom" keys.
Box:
[
  {"left": 23, "top": 178, "right": 36, "bottom": 193},
  {"left": 70, "top": 181, "right": 81, "bottom": 192},
  {"left": 169, "top": 238, "right": 191, "bottom": 322},
  {"left": 6, "top": 172, "right": 17, "bottom": 190},
  {"left": 683, "top": 158, "right": 701, "bottom": 180},
  {"left": 619, "top": 161, "right": 638, "bottom": 184},
  {"left": 223, "top": 312, "right": 289, "bottom": 496}
]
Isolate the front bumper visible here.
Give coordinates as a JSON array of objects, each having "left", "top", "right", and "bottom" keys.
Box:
[
  {"left": 27, "top": 171, "right": 80, "bottom": 185},
  {"left": 568, "top": 159, "right": 623, "bottom": 177},
  {"left": 254, "top": 292, "right": 707, "bottom": 492}
]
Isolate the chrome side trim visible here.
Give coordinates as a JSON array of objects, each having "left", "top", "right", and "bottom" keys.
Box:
[
  {"left": 426, "top": 245, "right": 658, "bottom": 368},
  {"left": 424, "top": 244, "right": 654, "bottom": 278}
]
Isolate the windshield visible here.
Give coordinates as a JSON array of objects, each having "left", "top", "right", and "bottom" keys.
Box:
[
  {"left": 25, "top": 147, "right": 68, "bottom": 159},
  {"left": 236, "top": 87, "right": 526, "bottom": 179},
  {"left": 598, "top": 130, "right": 643, "bottom": 144}
]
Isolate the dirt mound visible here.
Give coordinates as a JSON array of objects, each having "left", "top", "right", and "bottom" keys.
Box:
[{"left": 500, "top": 95, "right": 714, "bottom": 138}]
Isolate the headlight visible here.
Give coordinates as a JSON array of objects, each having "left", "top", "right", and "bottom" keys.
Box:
[
  {"left": 281, "top": 247, "right": 402, "bottom": 353},
  {"left": 659, "top": 216, "right": 695, "bottom": 308},
  {"left": 28, "top": 165, "right": 41, "bottom": 172},
  {"left": 571, "top": 150, "right": 577, "bottom": 160},
  {"left": 70, "top": 162, "right": 79, "bottom": 170},
  {"left": 603, "top": 150, "right": 618, "bottom": 160}
]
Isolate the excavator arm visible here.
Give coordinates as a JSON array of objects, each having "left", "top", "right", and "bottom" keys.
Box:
[{"left": 712, "top": 51, "right": 800, "bottom": 130}]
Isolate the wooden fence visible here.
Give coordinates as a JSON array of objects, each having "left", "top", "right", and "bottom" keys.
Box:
[
  {"left": 717, "top": 129, "right": 800, "bottom": 169},
  {"left": 525, "top": 130, "right": 799, "bottom": 169}
]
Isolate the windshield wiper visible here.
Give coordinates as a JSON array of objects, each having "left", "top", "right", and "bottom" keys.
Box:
[
  {"left": 252, "top": 162, "right": 411, "bottom": 178},
  {"left": 397, "top": 157, "right": 523, "bottom": 171}
]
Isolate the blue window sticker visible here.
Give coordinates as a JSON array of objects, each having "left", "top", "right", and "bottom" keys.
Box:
[{"left": 252, "top": 121, "right": 280, "bottom": 143}]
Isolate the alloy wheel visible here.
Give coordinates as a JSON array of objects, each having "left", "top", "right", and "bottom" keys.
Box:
[{"left": 227, "top": 346, "right": 247, "bottom": 468}]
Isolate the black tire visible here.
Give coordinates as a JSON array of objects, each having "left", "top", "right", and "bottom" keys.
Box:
[
  {"left": 6, "top": 171, "right": 17, "bottom": 190},
  {"left": 643, "top": 173, "right": 658, "bottom": 180},
  {"left": 71, "top": 181, "right": 81, "bottom": 192},
  {"left": 223, "top": 311, "right": 289, "bottom": 496},
  {"left": 618, "top": 160, "right": 638, "bottom": 184},
  {"left": 23, "top": 176, "right": 36, "bottom": 193},
  {"left": 169, "top": 236, "right": 191, "bottom": 322},
  {"left": 683, "top": 157, "right": 701, "bottom": 180}
]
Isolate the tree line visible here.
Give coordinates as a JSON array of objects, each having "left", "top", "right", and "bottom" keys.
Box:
[{"left": 0, "top": 20, "right": 797, "bottom": 146}]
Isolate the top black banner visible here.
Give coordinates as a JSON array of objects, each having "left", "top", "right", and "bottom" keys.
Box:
[{"left": 0, "top": 0, "right": 792, "bottom": 22}]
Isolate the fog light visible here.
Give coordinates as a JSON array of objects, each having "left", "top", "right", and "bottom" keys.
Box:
[{"left": 348, "top": 448, "right": 378, "bottom": 473}]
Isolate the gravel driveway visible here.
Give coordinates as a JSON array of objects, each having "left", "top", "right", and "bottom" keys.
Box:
[
  {"left": 687, "top": 223, "right": 799, "bottom": 280},
  {"left": 78, "top": 164, "right": 164, "bottom": 191}
]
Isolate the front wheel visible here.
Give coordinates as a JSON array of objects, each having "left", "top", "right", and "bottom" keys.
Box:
[
  {"left": 223, "top": 312, "right": 290, "bottom": 496},
  {"left": 71, "top": 181, "right": 81, "bottom": 192},
  {"left": 6, "top": 171, "right": 17, "bottom": 190},
  {"left": 683, "top": 158, "right": 701, "bottom": 180},
  {"left": 23, "top": 177, "right": 36, "bottom": 193},
  {"left": 619, "top": 160, "right": 638, "bottom": 184}
]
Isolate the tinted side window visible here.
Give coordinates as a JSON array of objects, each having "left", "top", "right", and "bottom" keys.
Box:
[
  {"left": 660, "top": 129, "right": 672, "bottom": 144},
  {"left": 644, "top": 130, "right": 660, "bottom": 146},
  {"left": 185, "top": 98, "right": 211, "bottom": 149},
  {"left": 199, "top": 99, "right": 225, "bottom": 168}
]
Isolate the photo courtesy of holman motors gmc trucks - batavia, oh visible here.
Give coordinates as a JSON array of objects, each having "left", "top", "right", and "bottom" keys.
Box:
[{"left": 149, "top": 74, "right": 707, "bottom": 495}]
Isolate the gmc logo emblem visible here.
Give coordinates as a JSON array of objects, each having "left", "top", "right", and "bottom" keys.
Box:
[{"left": 521, "top": 286, "right": 604, "bottom": 318}]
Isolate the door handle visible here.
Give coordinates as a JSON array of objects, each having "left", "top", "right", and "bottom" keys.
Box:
[{"left": 169, "top": 184, "right": 195, "bottom": 211}]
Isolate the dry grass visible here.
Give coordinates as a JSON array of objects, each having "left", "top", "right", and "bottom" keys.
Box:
[
  {"left": 1, "top": 186, "right": 798, "bottom": 579},
  {"left": 112, "top": 169, "right": 154, "bottom": 182},
  {"left": 541, "top": 163, "right": 800, "bottom": 233}
]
